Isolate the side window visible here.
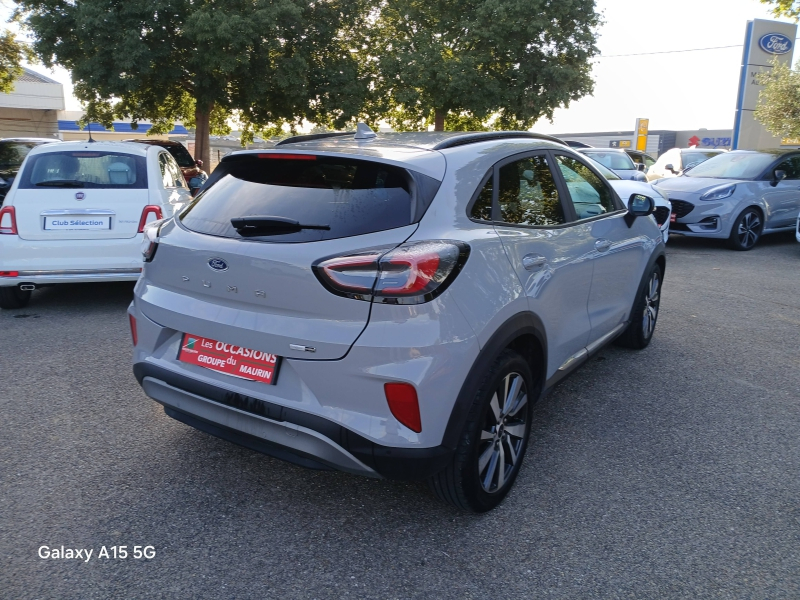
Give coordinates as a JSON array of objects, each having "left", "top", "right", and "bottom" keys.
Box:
[
  {"left": 775, "top": 155, "right": 800, "bottom": 180},
  {"left": 644, "top": 155, "right": 656, "bottom": 169},
  {"left": 167, "top": 154, "right": 186, "bottom": 188},
  {"left": 555, "top": 155, "right": 616, "bottom": 220},
  {"left": 470, "top": 174, "right": 493, "bottom": 221},
  {"left": 497, "top": 154, "right": 564, "bottom": 226},
  {"left": 159, "top": 153, "right": 176, "bottom": 188}
]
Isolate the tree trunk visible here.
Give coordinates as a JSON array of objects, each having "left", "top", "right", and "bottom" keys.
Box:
[
  {"left": 194, "top": 102, "right": 213, "bottom": 172},
  {"left": 434, "top": 109, "right": 446, "bottom": 132}
]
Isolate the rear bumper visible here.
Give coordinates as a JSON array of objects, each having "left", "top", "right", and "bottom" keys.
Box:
[
  {"left": 0, "top": 268, "right": 141, "bottom": 286},
  {"left": 134, "top": 362, "right": 454, "bottom": 480},
  {"left": 0, "top": 234, "right": 144, "bottom": 284}
]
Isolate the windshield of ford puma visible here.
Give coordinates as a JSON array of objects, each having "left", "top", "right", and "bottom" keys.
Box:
[{"left": 685, "top": 152, "right": 775, "bottom": 179}]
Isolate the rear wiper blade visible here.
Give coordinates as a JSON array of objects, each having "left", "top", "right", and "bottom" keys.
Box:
[
  {"left": 231, "top": 216, "right": 330, "bottom": 236},
  {"left": 35, "top": 179, "right": 85, "bottom": 187}
]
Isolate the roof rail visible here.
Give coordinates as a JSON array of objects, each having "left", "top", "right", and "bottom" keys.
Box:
[
  {"left": 274, "top": 131, "right": 353, "bottom": 146},
  {"left": 431, "top": 131, "right": 566, "bottom": 150}
]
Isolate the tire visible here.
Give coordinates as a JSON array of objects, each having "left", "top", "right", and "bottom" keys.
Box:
[
  {"left": 0, "top": 286, "right": 31, "bottom": 310},
  {"left": 615, "top": 263, "right": 662, "bottom": 350},
  {"left": 428, "top": 350, "right": 535, "bottom": 512},
  {"left": 727, "top": 207, "right": 763, "bottom": 251}
]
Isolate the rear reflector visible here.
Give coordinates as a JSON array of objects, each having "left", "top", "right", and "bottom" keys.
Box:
[
  {"left": 137, "top": 205, "right": 163, "bottom": 233},
  {"left": 129, "top": 314, "right": 138, "bottom": 346},
  {"left": 257, "top": 153, "right": 317, "bottom": 160},
  {"left": 0, "top": 206, "right": 18, "bottom": 235},
  {"left": 384, "top": 383, "right": 422, "bottom": 433},
  {"left": 0, "top": 271, "right": 19, "bottom": 277}
]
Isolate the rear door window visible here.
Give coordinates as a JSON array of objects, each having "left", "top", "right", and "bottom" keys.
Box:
[
  {"left": 180, "top": 154, "right": 440, "bottom": 242},
  {"left": 18, "top": 151, "right": 148, "bottom": 189}
]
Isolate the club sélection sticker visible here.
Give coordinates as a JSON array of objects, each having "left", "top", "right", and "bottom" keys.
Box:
[{"left": 38, "top": 545, "right": 156, "bottom": 562}]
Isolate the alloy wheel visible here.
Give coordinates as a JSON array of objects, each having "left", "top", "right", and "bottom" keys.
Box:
[
  {"left": 737, "top": 211, "right": 761, "bottom": 249},
  {"left": 642, "top": 271, "right": 660, "bottom": 339},
  {"left": 477, "top": 372, "right": 528, "bottom": 493}
]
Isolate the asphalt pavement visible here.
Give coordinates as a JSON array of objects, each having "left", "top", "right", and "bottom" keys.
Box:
[{"left": 1, "top": 232, "right": 799, "bottom": 599}]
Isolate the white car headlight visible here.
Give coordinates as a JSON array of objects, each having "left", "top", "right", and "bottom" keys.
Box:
[{"left": 700, "top": 183, "right": 736, "bottom": 201}]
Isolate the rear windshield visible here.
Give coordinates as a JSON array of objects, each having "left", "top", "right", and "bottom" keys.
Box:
[
  {"left": 19, "top": 151, "right": 148, "bottom": 189},
  {"left": 165, "top": 144, "right": 196, "bottom": 168},
  {"left": 179, "top": 154, "right": 441, "bottom": 242}
]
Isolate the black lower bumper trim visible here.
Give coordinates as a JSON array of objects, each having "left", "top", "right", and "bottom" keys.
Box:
[
  {"left": 133, "top": 362, "right": 453, "bottom": 480},
  {"left": 164, "top": 407, "right": 334, "bottom": 471}
]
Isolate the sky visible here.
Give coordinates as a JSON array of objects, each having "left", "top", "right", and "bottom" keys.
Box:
[{"left": 3, "top": 0, "right": 789, "bottom": 133}]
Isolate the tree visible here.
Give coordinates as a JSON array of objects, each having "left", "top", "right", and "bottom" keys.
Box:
[
  {"left": 366, "top": 0, "right": 600, "bottom": 131},
  {"left": 17, "top": 0, "right": 371, "bottom": 168},
  {"left": 755, "top": 58, "right": 800, "bottom": 138},
  {"left": 0, "top": 28, "right": 33, "bottom": 94},
  {"left": 760, "top": 0, "right": 800, "bottom": 21}
]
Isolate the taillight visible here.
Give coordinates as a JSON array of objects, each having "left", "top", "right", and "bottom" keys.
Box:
[
  {"left": 384, "top": 383, "right": 422, "bottom": 433},
  {"left": 313, "top": 241, "right": 469, "bottom": 304},
  {"left": 137, "top": 205, "right": 163, "bottom": 233},
  {"left": 0, "top": 206, "right": 18, "bottom": 235},
  {"left": 0, "top": 271, "right": 19, "bottom": 277},
  {"left": 141, "top": 220, "right": 162, "bottom": 262},
  {"left": 129, "top": 314, "right": 138, "bottom": 346}
]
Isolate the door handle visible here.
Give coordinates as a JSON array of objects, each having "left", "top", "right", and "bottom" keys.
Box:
[
  {"left": 522, "top": 253, "right": 547, "bottom": 271},
  {"left": 595, "top": 239, "right": 612, "bottom": 253}
]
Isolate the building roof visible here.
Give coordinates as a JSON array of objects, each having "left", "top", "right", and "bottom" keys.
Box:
[{"left": 17, "top": 67, "right": 61, "bottom": 85}]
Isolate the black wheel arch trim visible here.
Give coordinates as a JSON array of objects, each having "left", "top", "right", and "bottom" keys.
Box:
[{"left": 440, "top": 311, "right": 548, "bottom": 451}]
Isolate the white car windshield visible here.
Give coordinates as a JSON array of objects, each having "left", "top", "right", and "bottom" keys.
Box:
[
  {"left": 685, "top": 152, "right": 774, "bottom": 179},
  {"left": 582, "top": 151, "right": 635, "bottom": 171}
]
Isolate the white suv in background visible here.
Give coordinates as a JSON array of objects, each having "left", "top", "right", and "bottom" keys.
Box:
[{"left": 0, "top": 141, "right": 192, "bottom": 309}]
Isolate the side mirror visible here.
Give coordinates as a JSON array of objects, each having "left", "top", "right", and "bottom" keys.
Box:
[
  {"left": 625, "top": 193, "right": 655, "bottom": 228},
  {"left": 636, "top": 163, "right": 646, "bottom": 172},
  {"left": 665, "top": 164, "right": 677, "bottom": 174},
  {"left": 771, "top": 169, "right": 787, "bottom": 187}
]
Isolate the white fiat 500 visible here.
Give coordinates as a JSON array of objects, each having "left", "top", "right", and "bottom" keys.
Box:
[{"left": 0, "top": 141, "right": 192, "bottom": 309}]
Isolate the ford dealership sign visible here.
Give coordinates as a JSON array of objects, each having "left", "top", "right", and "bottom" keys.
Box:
[{"left": 759, "top": 33, "right": 793, "bottom": 55}]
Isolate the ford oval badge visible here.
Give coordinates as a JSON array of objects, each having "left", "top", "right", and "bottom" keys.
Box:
[
  {"left": 759, "top": 33, "right": 793, "bottom": 55},
  {"left": 208, "top": 257, "right": 228, "bottom": 272}
]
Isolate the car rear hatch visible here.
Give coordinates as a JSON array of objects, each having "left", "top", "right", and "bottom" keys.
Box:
[
  {"left": 137, "top": 151, "right": 443, "bottom": 361},
  {"left": 12, "top": 149, "right": 150, "bottom": 241}
]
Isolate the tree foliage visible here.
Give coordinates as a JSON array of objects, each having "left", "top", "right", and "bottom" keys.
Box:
[
  {"left": 0, "top": 28, "right": 33, "bottom": 94},
  {"left": 17, "top": 0, "right": 371, "bottom": 166},
  {"left": 754, "top": 58, "right": 800, "bottom": 138},
  {"left": 366, "top": 0, "right": 600, "bottom": 131},
  {"left": 760, "top": 0, "right": 800, "bottom": 21}
]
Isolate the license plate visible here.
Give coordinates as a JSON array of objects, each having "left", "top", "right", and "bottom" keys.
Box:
[
  {"left": 669, "top": 212, "right": 676, "bottom": 223},
  {"left": 177, "top": 333, "right": 281, "bottom": 385},
  {"left": 43, "top": 215, "right": 111, "bottom": 230}
]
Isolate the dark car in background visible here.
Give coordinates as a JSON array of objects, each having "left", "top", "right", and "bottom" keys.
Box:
[
  {"left": 0, "top": 138, "right": 60, "bottom": 204},
  {"left": 124, "top": 139, "right": 207, "bottom": 193}
]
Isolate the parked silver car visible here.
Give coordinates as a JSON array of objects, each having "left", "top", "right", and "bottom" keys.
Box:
[
  {"left": 654, "top": 149, "right": 800, "bottom": 250},
  {"left": 129, "top": 129, "right": 666, "bottom": 512},
  {"left": 577, "top": 148, "right": 647, "bottom": 181}
]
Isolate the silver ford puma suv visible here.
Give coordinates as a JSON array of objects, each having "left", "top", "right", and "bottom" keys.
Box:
[{"left": 130, "top": 129, "right": 666, "bottom": 512}]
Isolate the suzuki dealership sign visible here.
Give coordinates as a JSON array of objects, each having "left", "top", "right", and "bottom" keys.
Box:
[{"left": 733, "top": 19, "right": 798, "bottom": 150}]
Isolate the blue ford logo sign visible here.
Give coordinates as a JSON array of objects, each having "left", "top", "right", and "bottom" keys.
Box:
[
  {"left": 759, "top": 33, "right": 793, "bottom": 55},
  {"left": 207, "top": 257, "right": 228, "bottom": 271}
]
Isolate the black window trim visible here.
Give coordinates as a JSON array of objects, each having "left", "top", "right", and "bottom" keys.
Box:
[{"left": 465, "top": 167, "right": 495, "bottom": 224}]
